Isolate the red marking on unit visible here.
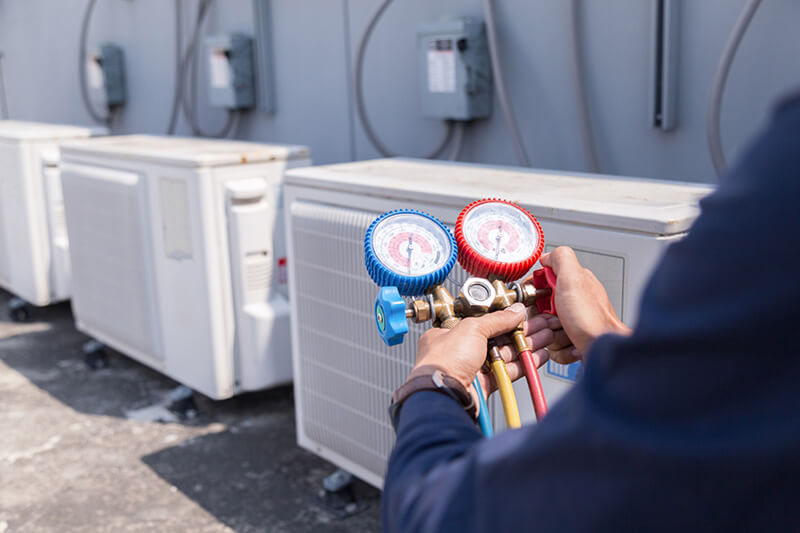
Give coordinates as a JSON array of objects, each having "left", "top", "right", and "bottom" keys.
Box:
[{"left": 278, "top": 257, "right": 288, "bottom": 284}]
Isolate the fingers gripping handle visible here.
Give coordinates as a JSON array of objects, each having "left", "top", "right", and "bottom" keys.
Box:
[{"left": 533, "top": 267, "right": 557, "bottom": 316}]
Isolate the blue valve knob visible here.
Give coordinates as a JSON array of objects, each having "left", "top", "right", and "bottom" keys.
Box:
[{"left": 375, "top": 286, "right": 409, "bottom": 346}]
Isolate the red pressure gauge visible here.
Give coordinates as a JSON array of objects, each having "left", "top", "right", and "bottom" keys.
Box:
[{"left": 455, "top": 198, "right": 544, "bottom": 281}]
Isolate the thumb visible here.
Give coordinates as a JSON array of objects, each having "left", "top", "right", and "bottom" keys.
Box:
[{"left": 471, "top": 303, "right": 526, "bottom": 338}]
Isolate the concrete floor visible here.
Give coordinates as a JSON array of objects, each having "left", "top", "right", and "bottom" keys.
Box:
[{"left": 0, "top": 289, "right": 381, "bottom": 532}]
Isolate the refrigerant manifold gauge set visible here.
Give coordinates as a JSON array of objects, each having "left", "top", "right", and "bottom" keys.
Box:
[{"left": 364, "top": 199, "right": 558, "bottom": 436}]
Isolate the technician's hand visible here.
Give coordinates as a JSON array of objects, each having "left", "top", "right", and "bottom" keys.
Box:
[
  {"left": 539, "top": 247, "right": 631, "bottom": 361},
  {"left": 407, "top": 303, "right": 554, "bottom": 408}
]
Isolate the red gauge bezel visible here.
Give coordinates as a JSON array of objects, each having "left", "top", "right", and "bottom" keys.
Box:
[{"left": 454, "top": 198, "right": 544, "bottom": 282}]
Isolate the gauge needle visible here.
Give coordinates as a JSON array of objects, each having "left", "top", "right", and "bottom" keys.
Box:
[
  {"left": 495, "top": 223, "right": 503, "bottom": 260},
  {"left": 407, "top": 234, "right": 414, "bottom": 274}
]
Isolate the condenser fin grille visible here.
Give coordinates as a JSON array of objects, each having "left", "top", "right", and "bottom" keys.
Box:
[
  {"left": 290, "top": 201, "right": 470, "bottom": 482},
  {"left": 63, "top": 170, "right": 161, "bottom": 360}
]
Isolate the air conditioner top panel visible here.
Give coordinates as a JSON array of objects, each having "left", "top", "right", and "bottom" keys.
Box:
[
  {"left": 285, "top": 158, "right": 714, "bottom": 236},
  {"left": 60, "top": 135, "right": 310, "bottom": 168},
  {"left": 0, "top": 120, "right": 92, "bottom": 142}
]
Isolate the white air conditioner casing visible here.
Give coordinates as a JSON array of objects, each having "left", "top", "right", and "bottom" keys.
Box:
[
  {"left": 0, "top": 121, "right": 92, "bottom": 306},
  {"left": 284, "top": 158, "right": 713, "bottom": 488},
  {"left": 60, "top": 135, "right": 311, "bottom": 399}
]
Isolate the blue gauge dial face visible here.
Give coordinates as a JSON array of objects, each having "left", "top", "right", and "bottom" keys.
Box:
[{"left": 371, "top": 213, "right": 452, "bottom": 277}]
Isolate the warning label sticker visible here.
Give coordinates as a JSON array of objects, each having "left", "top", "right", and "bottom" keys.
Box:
[
  {"left": 87, "top": 56, "right": 104, "bottom": 90},
  {"left": 545, "top": 360, "right": 583, "bottom": 384},
  {"left": 209, "top": 49, "right": 230, "bottom": 89},
  {"left": 427, "top": 38, "right": 456, "bottom": 93}
]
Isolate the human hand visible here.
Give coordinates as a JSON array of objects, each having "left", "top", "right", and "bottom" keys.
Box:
[
  {"left": 539, "top": 247, "right": 631, "bottom": 361},
  {"left": 407, "top": 303, "right": 554, "bottom": 408}
]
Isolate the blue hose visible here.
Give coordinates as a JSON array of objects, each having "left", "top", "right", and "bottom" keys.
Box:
[{"left": 473, "top": 377, "right": 494, "bottom": 437}]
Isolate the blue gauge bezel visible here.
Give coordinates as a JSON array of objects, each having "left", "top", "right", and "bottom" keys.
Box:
[{"left": 364, "top": 209, "right": 457, "bottom": 296}]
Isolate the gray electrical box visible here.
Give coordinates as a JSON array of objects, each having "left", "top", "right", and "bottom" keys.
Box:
[
  {"left": 417, "top": 18, "right": 491, "bottom": 121},
  {"left": 88, "top": 44, "right": 126, "bottom": 108},
  {"left": 205, "top": 33, "right": 256, "bottom": 110}
]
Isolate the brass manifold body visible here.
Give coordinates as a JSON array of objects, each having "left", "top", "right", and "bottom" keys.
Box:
[{"left": 404, "top": 277, "right": 551, "bottom": 353}]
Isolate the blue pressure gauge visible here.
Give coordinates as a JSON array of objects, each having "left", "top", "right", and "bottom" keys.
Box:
[
  {"left": 365, "top": 209, "right": 457, "bottom": 295},
  {"left": 364, "top": 209, "right": 457, "bottom": 345}
]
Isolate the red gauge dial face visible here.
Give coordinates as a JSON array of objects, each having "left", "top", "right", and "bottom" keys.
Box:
[
  {"left": 462, "top": 202, "right": 540, "bottom": 264},
  {"left": 372, "top": 213, "right": 451, "bottom": 276},
  {"left": 455, "top": 199, "right": 544, "bottom": 281}
]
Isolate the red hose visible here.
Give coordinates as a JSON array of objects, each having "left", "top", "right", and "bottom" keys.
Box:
[{"left": 519, "top": 350, "right": 548, "bottom": 420}]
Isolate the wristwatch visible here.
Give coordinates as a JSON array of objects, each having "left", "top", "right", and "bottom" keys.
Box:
[{"left": 389, "top": 369, "right": 477, "bottom": 431}]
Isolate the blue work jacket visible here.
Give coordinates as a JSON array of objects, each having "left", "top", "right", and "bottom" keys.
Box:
[{"left": 382, "top": 94, "right": 800, "bottom": 532}]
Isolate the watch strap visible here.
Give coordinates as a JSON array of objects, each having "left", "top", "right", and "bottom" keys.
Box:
[{"left": 389, "top": 370, "right": 477, "bottom": 430}]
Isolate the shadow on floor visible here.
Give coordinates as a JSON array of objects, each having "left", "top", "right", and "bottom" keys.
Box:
[
  {"left": 141, "top": 407, "right": 381, "bottom": 532},
  {"left": 0, "top": 288, "right": 192, "bottom": 420},
  {"left": 0, "top": 288, "right": 383, "bottom": 531},
  {"left": 0, "top": 288, "right": 296, "bottom": 424}
]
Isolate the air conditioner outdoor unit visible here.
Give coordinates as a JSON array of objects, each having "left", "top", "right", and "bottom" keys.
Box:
[
  {"left": 59, "top": 135, "right": 311, "bottom": 399},
  {"left": 284, "top": 158, "right": 713, "bottom": 488},
  {"left": 0, "top": 121, "right": 92, "bottom": 311}
]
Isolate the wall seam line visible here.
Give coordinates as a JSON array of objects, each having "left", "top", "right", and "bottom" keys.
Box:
[{"left": 342, "top": 0, "right": 358, "bottom": 162}]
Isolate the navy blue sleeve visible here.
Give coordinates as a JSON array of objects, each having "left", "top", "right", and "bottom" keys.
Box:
[{"left": 382, "top": 96, "right": 800, "bottom": 532}]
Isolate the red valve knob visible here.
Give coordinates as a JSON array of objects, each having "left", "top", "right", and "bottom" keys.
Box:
[
  {"left": 532, "top": 267, "right": 557, "bottom": 315},
  {"left": 454, "top": 198, "right": 544, "bottom": 282}
]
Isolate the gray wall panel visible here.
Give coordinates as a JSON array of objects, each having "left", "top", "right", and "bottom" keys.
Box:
[{"left": 1, "top": 0, "right": 799, "bottom": 180}]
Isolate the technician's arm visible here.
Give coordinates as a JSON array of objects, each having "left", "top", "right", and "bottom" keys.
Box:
[
  {"left": 381, "top": 259, "right": 625, "bottom": 532},
  {"left": 382, "top": 305, "right": 556, "bottom": 531},
  {"left": 383, "top": 96, "right": 800, "bottom": 532}
]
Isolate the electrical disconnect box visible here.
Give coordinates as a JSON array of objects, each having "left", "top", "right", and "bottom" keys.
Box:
[
  {"left": 417, "top": 18, "right": 491, "bottom": 121},
  {"left": 205, "top": 33, "right": 256, "bottom": 110},
  {"left": 59, "top": 135, "right": 311, "bottom": 399},
  {"left": 87, "top": 44, "right": 126, "bottom": 108},
  {"left": 284, "top": 158, "right": 712, "bottom": 488}
]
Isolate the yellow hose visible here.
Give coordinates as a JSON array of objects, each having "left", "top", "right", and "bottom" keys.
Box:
[{"left": 490, "top": 358, "right": 521, "bottom": 429}]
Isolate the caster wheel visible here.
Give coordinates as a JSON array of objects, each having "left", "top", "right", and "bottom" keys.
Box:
[
  {"left": 84, "top": 350, "right": 109, "bottom": 370},
  {"left": 8, "top": 305, "right": 29, "bottom": 322},
  {"left": 318, "top": 470, "right": 368, "bottom": 518},
  {"left": 170, "top": 396, "right": 198, "bottom": 420},
  {"left": 8, "top": 298, "right": 30, "bottom": 322},
  {"left": 83, "top": 340, "right": 108, "bottom": 370},
  {"left": 167, "top": 385, "right": 198, "bottom": 420}
]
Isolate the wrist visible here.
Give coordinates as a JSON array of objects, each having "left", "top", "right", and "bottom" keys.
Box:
[
  {"left": 408, "top": 363, "right": 472, "bottom": 391},
  {"left": 391, "top": 368, "right": 478, "bottom": 430}
]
